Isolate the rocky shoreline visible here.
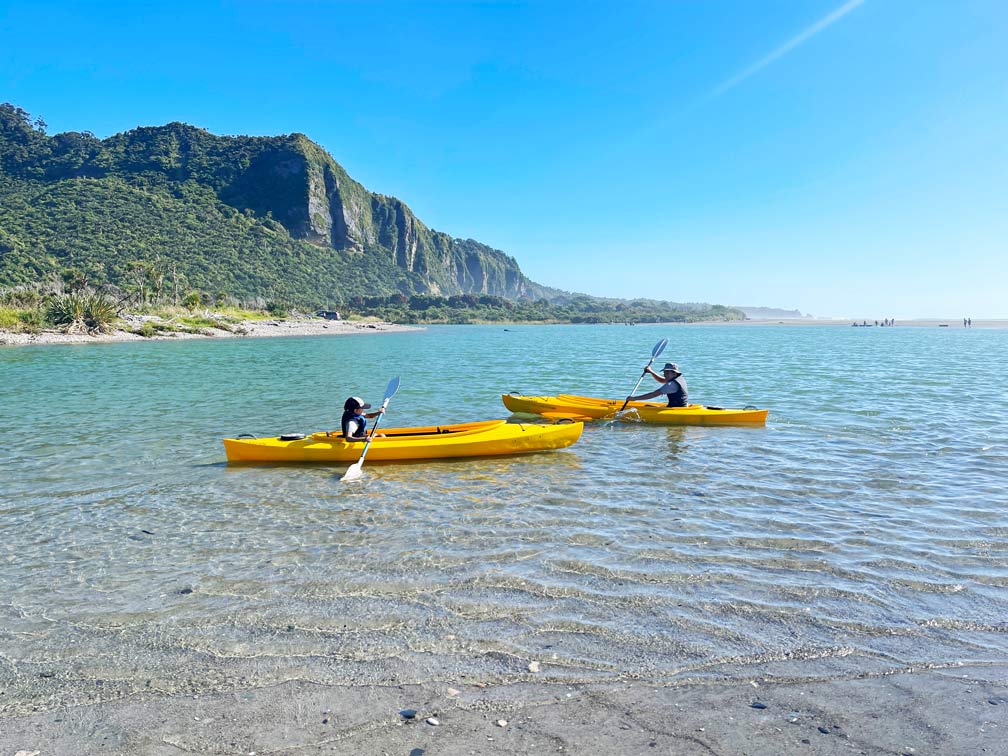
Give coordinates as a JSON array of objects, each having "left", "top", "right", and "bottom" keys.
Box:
[{"left": 0, "top": 316, "right": 419, "bottom": 347}]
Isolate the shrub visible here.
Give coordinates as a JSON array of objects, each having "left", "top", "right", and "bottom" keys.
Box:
[
  {"left": 178, "top": 315, "right": 230, "bottom": 332},
  {"left": 18, "top": 309, "right": 44, "bottom": 332},
  {"left": 0, "top": 287, "right": 41, "bottom": 308},
  {"left": 46, "top": 291, "right": 118, "bottom": 334}
]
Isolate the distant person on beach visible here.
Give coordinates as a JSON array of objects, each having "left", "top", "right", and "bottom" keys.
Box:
[
  {"left": 627, "top": 362, "right": 689, "bottom": 407},
  {"left": 341, "top": 396, "right": 385, "bottom": 440}
]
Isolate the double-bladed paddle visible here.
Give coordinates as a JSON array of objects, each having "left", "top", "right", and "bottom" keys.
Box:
[
  {"left": 619, "top": 339, "right": 668, "bottom": 412},
  {"left": 340, "top": 375, "right": 401, "bottom": 482}
]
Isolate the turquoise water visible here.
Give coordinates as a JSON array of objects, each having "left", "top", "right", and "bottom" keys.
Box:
[{"left": 2, "top": 324, "right": 1007, "bottom": 712}]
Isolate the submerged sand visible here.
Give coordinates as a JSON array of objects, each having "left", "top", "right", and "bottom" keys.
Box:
[
  {"left": 1, "top": 666, "right": 1004, "bottom": 754},
  {"left": 0, "top": 316, "right": 418, "bottom": 347}
]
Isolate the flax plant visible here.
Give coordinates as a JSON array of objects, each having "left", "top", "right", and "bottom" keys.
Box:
[{"left": 46, "top": 291, "right": 118, "bottom": 334}]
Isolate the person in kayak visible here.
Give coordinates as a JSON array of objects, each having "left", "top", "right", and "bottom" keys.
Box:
[
  {"left": 626, "top": 362, "right": 688, "bottom": 407},
  {"left": 341, "top": 396, "right": 385, "bottom": 441}
]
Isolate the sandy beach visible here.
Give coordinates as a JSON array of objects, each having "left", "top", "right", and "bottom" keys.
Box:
[
  {"left": 0, "top": 316, "right": 419, "bottom": 347},
  {"left": 1, "top": 666, "right": 1004, "bottom": 755}
]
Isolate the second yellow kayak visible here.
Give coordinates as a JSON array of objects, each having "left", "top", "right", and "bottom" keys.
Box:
[{"left": 502, "top": 393, "right": 768, "bottom": 426}]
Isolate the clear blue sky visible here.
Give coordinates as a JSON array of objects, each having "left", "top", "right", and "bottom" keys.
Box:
[{"left": 2, "top": 0, "right": 1005, "bottom": 318}]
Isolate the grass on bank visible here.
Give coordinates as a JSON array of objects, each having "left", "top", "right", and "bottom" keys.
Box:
[
  {"left": 0, "top": 291, "right": 317, "bottom": 337},
  {"left": 0, "top": 305, "right": 44, "bottom": 333},
  {"left": 2, "top": 282, "right": 746, "bottom": 337}
]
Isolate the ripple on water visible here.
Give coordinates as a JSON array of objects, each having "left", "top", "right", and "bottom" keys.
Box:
[{"left": 2, "top": 325, "right": 1008, "bottom": 710}]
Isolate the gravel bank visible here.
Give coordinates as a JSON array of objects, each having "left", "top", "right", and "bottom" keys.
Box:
[{"left": 0, "top": 317, "right": 419, "bottom": 347}]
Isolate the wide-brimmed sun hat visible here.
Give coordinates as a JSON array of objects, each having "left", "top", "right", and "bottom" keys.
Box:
[{"left": 661, "top": 362, "right": 680, "bottom": 373}]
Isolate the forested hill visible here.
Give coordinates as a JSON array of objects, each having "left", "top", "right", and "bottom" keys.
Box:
[{"left": 0, "top": 103, "right": 563, "bottom": 308}]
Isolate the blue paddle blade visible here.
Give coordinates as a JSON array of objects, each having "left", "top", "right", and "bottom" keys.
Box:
[
  {"left": 653, "top": 338, "right": 668, "bottom": 358},
  {"left": 384, "top": 375, "right": 401, "bottom": 401}
]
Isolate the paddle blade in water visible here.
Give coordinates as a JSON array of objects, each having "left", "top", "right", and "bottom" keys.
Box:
[{"left": 340, "top": 462, "right": 363, "bottom": 482}]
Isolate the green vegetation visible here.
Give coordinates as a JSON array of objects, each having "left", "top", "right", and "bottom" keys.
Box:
[
  {"left": 0, "top": 103, "right": 746, "bottom": 326},
  {"left": 0, "top": 284, "right": 271, "bottom": 337},
  {"left": 346, "top": 294, "right": 743, "bottom": 325},
  {"left": 44, "top": 291, "right": 118, "bottom": 334},
  {"left": 0, "top": 306, "right": 43, "bottom": 333}
]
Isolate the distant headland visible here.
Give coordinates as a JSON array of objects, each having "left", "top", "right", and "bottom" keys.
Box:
[{"left": 0, "top": 103, "right": 742, "bottom": 326}]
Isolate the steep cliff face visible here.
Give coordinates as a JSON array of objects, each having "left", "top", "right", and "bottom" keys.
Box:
[
  {"left": 216, "top": 132, "right": 558, "bottom": 299},
  {"left": 0, "top": 104, "right": 561, "bottom": 301},
  {"left": 219, "top": 134, "right": 561, "bottom": 300}
]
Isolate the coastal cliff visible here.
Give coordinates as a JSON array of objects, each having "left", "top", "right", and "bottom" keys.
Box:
[{"left": 0, "top": 104, "right": 559, "bottom": 305}]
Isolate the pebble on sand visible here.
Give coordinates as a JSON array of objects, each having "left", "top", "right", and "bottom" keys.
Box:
[
  {"left": 527, "top": 661, "right": 541, "bottom": 673},
  {"left": 426, "top": 717, "right": 440, "bottom": 726},
  {"left": 496, "top": 719, "right": 508, "bottom": 727}
]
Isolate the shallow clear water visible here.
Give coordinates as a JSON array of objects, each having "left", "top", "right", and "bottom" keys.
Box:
[{"left": 2, "top": 324, "right": 1007, "bottom": 711}]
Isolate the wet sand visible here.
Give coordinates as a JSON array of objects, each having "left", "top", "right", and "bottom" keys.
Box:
[
  {"left": 1, "top": 666, "right": 1004, "bottom": 754},
  {"left": 0, "top": 316, "right": 418, "bottom": 346}
]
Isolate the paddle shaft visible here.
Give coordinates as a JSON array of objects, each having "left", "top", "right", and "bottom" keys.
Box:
[
  {"left": 353, "top": 397, "right": 391, "bottom": 468},
  {"left": 341, "top": 376, "right": 401, "bottom": 481},
  {"left": 620, "top": 366, "right": 654, "bottom": 412},
  {"left": 619, "top": 339, "right": 668, "bottom": 412}
]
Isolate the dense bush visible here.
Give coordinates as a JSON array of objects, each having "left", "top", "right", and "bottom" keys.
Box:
[
  {"left": 347, "top": 294, "right": 743, "bottom": 325},
  {"left": 45, "top": 291, "right": 118, "bottom": 334}
]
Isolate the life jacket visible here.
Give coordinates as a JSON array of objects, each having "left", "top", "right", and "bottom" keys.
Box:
[
  {"left": 662, "top": 376, "right": 688, "bottom": 407},
  {"left": 341, "top": 410, "right": 367, "bottom": 440}
]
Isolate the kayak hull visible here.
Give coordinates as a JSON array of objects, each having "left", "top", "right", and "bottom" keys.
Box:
[
  {"left": 502, "top": 393, "right": 768, "bottom": 426},
  {"left": 223, "top": 419, "right": 583, "bottom": 463}
]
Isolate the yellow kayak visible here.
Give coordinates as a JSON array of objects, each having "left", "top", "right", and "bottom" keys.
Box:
[
  {"left": 223, "top": 419, "right": 583, "bottom": 463},
  {"left": 502, "top": 393, "right": 768, "bottom": 426}
]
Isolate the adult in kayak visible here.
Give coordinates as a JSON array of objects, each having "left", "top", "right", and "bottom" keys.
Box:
[
  {"left": 341, "top": 396, "right": 386, "bottom": 441},
  {"left": 627, "top": 362, "right": 688, "bottom": 407}
]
